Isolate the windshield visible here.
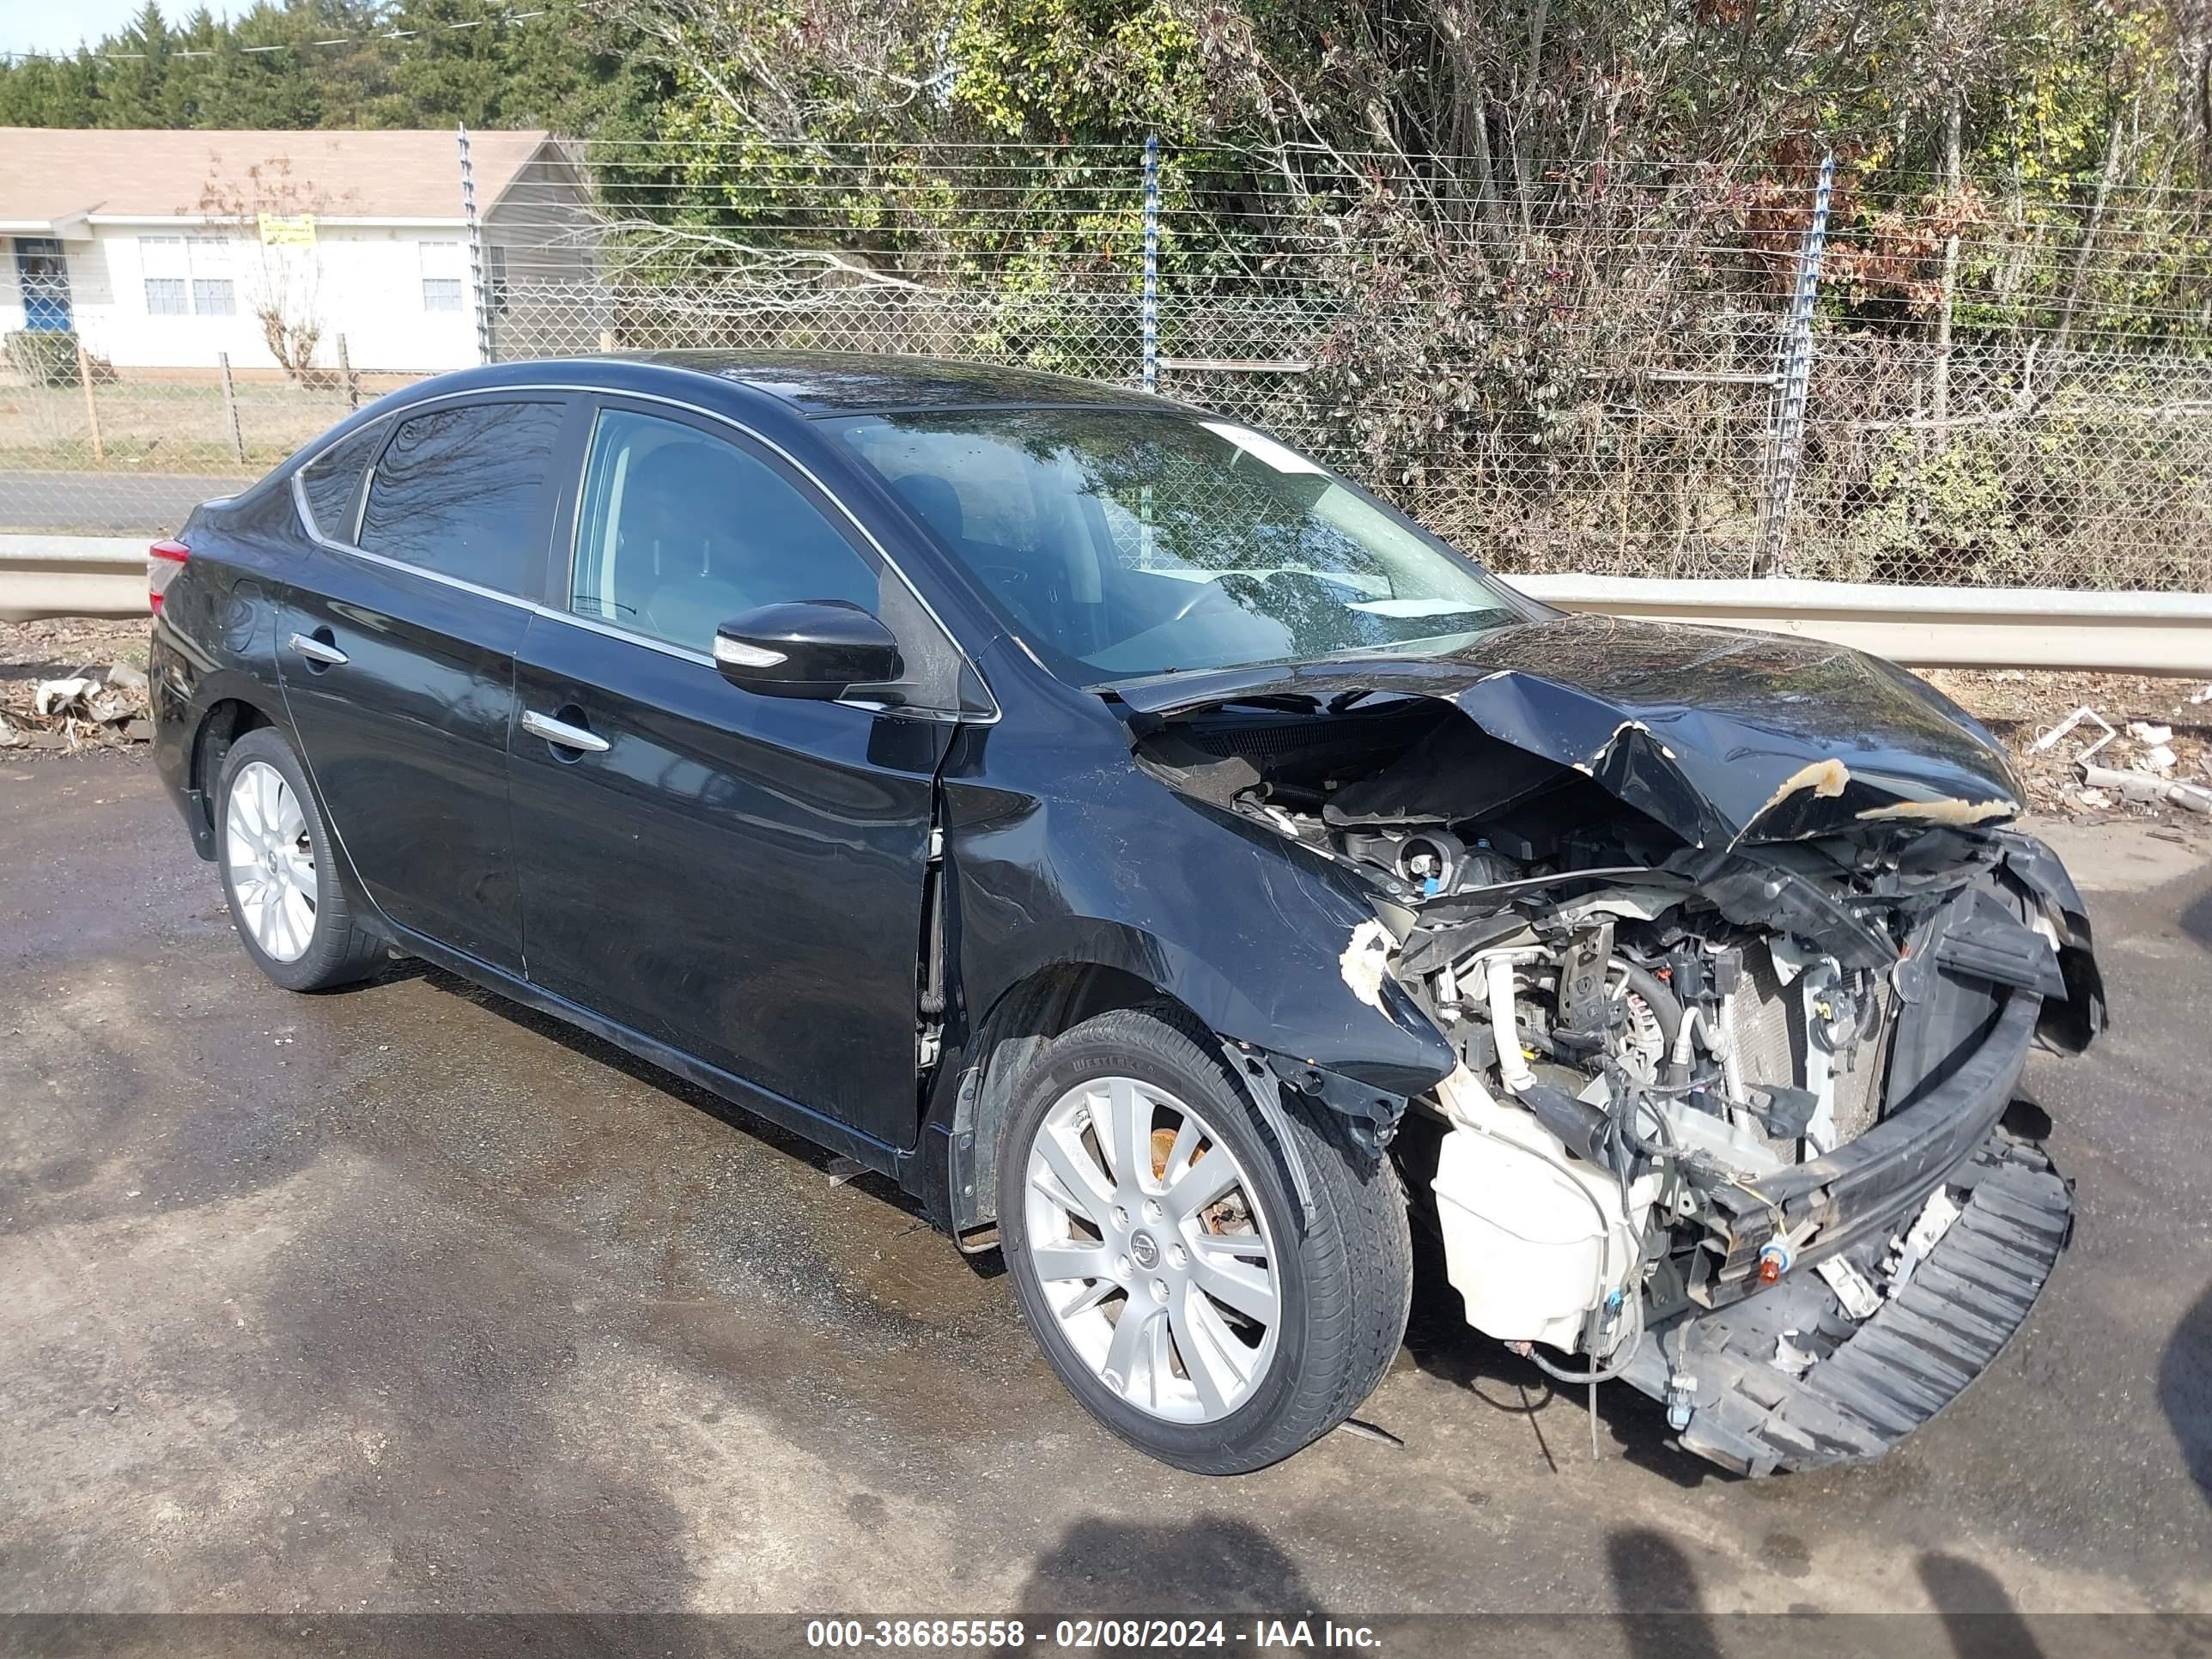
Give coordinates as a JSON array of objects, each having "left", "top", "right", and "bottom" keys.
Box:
[{"left": 830, "top": 410, "right": 1525, "bottom": 685}]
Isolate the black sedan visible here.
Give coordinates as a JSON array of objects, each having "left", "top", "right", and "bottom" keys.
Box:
[{"left": 150, "top": 352, "right": 2103, "bottom": 1476}]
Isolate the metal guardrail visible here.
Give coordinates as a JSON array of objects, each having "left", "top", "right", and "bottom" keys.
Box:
[
  {"left": 1516, "top": 575, "right": 2212, "bottom": 676},
  {"left": 0, "top": 538, "right": 153, "bottom": 624},
  {"left": 4, "top": 538, "right": 2209, "bottom": 675}
]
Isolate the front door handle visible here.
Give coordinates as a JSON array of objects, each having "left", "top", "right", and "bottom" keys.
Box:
[
  {"left": 521, "top": 708, "right": 611, "bottom": 754},
  {"left": 288, "top": 631, "right": 348, "bottom": 667}
]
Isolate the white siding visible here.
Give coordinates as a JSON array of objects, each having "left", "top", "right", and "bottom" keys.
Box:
[
  {"left": 0, "top": 246, "right": 22, "bottom": 335},
  {"left": 48, "top": 223, "right": 490, "bottom": 374}
]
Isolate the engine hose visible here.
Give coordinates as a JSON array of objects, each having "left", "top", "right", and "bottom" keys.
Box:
[
  {"left": 1615, "top": 961, "right": 1685, "bottom": 1054},
  {"left": 1516, "top": 1291, "right": 1647, "bottom": 1386},
  {"left": 1612, "top": 960, "right": 1693, "bottom": 1091}
]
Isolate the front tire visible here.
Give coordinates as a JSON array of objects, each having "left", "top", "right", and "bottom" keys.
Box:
[
  {"left": 216, "top": 726, "right": 385, "bottom": 993},
  {"left": 998, "top": 1006, "right": 1412, "bottom": 1474}
]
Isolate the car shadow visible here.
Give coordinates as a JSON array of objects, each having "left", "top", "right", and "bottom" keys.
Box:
[
  {"left": 989, "top": 1513, "right": 1321, "bottom": 1654},
  {"left": 1403, "top": 1231, "right": 1705, "bottom": 1486},
  {"left": 2159, "top": 1278, "right": 2212, "bottom": 1508},
  {"left": 1395, "top": 1120, "right": 1717, "bottom": 1488},
  {"left": 2179, "top": 885, "right": 2212, "bottom": 953},
  {"left": 1608, "top": 1528, "right": 1727, "bottom": 1658},
  {"left": 1917, "top": 1553, "right": 2050, "bottom": 1659},
  {"left": 1610, "top": 1530, "right": 2063, "bottom": 1659}
]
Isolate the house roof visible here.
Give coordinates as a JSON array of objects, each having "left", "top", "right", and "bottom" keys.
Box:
[{"left": 0, "top": 128, "right": 556, "bottom": 232}]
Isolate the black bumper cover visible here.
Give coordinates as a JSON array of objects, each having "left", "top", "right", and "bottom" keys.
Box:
[{"left": 1620, "top": 1131, "right": 2072, "bottom": 1475}]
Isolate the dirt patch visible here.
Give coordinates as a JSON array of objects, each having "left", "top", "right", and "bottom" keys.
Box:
[
  {"left": 0, "top": 615, "right": 155, "bottom": 755},
  {"left": 1925, "top": 668, "right": 2212, "bottom": 829}
]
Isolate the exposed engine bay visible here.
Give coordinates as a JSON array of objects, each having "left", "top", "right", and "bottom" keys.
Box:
[{"left": 1122, "top": 643, "right": 2105, "bottom": 1473}]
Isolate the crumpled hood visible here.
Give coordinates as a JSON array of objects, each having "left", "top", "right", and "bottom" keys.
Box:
[{"left": 1109, "top": 614, "right": 2023, "bottom": 850}]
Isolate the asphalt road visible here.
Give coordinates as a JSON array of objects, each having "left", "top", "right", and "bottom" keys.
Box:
[
  {"left": 2, "top": 752, "right": 2209, "bottom": 1643},
  {"left": 0, "top": 471, "right": 243, "bottom": 536}
]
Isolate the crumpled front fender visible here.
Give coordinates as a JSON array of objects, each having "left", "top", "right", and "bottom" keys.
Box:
[{"left": 942, "top": 773, "right": 1456, "bottom": 1113}]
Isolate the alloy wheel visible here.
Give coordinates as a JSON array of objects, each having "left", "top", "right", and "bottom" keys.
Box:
[
  {"left": 224, "top": 759, "right": 318, "bottom": 963},
  {"left": 1023, "top": 1075, "right": 1281, "bottom": 1424}
]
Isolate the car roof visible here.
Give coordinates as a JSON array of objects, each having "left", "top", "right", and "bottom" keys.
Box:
[{"left": 617, "top": 349, "right": 1189, "bottom": 416}]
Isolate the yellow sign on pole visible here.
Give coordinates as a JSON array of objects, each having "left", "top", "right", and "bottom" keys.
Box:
[{"left": 257, "top": 213, "right": 317, "bottom": 247}]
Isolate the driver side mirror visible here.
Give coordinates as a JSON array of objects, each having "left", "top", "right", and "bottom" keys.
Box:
[{"left": 712, "top": 600, "right": 904, "bottom": 700}]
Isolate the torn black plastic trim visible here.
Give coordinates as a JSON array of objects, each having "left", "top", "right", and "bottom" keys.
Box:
[
  {"left": 1620, "top": 1132, "right": 2071, "bottom": 1475},
  {"left": 1990, "top": 829, "right": 2108, "bottom": 1051},
  {"left": 1254, "top": 1048, "right": 1414, "bottom": 1155}
]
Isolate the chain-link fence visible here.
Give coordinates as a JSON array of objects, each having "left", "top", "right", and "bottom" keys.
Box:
[{"left": 5, "top": 135, "right": 2208, "bottom": 592}]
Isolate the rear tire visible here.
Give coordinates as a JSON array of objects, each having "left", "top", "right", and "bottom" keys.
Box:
[
  {"left": 998, "top": 1005, "right": 1412, "bottom": 1474},
  {"left": 216, "top": 726, "right": 385, "bottom": 993}
]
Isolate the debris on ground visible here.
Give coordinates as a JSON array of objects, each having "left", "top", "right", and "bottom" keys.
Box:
[
  {"left": 1927, "top": 669, "right": 2212, "bottom": 827},
  {"left": 1, "top": 616, "right": 155, "bottom": 754},
  {"left": 2081, "top": 763, "right": 2212, "bottom": 814},
  {"left": 2030, "top": 706, "right": 2116, "bottom": 763}
]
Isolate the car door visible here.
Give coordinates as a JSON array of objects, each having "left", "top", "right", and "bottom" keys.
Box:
[
  {"left": 278, "top": 394, "right": 574, "bottom": 973},
  {"left": 507, "top": 398, "right": 963, "bottom": 1150}
]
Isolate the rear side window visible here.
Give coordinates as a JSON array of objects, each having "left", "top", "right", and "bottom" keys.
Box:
[
  {"left": 297, "top": 419, "right": 388, "bottom": 544},
  {"left": 359, "top": 401, "right": 565, "bottom": 594}
]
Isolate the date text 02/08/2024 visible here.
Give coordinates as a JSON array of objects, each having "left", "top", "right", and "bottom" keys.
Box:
[{"left": 805, "top": 1620, "right": 1384, "bottom": 1650}]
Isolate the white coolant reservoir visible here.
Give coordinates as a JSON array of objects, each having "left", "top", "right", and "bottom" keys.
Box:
[{"left": 1430, "top": 1067, "right": 1650, "bottom": 1352}]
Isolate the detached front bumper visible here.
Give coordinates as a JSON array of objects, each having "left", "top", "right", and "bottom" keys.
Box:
[{"left": 1620, "top": 1131, "right": 2072, "bottom": 1475}]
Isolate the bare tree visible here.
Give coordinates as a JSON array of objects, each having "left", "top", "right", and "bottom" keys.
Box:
[{"left": 194, "top": 156, "right": 359, "bottom": 384}]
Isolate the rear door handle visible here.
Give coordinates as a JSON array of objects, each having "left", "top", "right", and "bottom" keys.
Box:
[
  {"left": 287, "top": 631, "right": 348, "bottom": 667},
  {"left": 521, "top": 708, "right": 610, "bottom": 754}
]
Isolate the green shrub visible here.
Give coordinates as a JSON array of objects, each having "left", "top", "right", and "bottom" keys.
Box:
[{"left": 4, "top": 329, "right": 80, "bottom": 386}]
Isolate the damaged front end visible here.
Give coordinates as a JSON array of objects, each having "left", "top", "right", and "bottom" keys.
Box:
[{"left": 1117, "top": 617, "right": 2105, "bottom": 1475}]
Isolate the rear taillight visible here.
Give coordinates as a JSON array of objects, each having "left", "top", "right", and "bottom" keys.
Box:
[{"left": 149, "top": 539, "right": 189, "bottom": 612}]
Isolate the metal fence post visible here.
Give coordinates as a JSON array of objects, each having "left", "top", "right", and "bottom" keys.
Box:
[
  {"left": 217, "top": 352, "right": 246, "bottom": 463},
  {"left": 1141, "top": 134, "right": 1159, "bottom": 393},
  {"left": 1755, "top": 151, "right": 1833, "bottom": 576},
  {"left": 457, "top": 124, "right": 495, "bottom": 366}
]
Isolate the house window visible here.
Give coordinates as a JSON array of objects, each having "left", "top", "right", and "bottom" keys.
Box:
[
  {"left": 186, "top": 234, "right": 234, "bottom": 314},
  {"left": 143, "top": 234, "right": 237, "bottom": 317},
  {"left": 419, "top": 240, "right": 465, "bottom": 313}
]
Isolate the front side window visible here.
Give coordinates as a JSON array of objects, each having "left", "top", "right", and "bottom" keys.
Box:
[
  {"left": 833, "top": 410, "right": 1523, "bottom": 685},
  {"left": 359, "top": 401, "right": 564, "bottom": 594},
  {"left": 568, "top": 408, "right": 878, "bottom": 653}
]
